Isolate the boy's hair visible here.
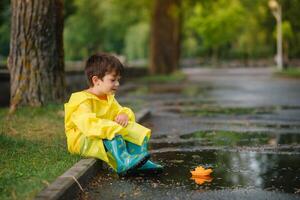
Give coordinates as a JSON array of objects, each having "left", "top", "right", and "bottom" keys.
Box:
[{"left": 85, "top": 53, "right": 124, "bottom": 86}]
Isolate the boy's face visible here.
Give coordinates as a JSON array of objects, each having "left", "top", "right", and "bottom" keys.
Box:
[{"left": 92, "top": 72, "right": 120, "bottom": 95}]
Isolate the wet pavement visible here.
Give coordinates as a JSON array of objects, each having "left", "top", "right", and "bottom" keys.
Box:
[
  {"left": 79, "top": 151, "right": 300, "bottom": 199},
  {"left": 78, "top": 68, "right": 300, "bottom": 199}
]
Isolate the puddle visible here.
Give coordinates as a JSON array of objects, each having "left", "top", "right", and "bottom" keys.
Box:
[
  {"left": 177, "top": 131, "right": 300, "bottom": 147},
  {"left": 79, "top": 150, "right": 300, "bottom": 199}
]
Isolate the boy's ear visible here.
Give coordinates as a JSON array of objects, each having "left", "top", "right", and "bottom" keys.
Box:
[{"left": 91, "top": 76, "right": 101, "bottom": 86}]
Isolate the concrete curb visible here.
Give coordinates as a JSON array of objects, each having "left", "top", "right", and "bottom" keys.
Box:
[{"left": 35, "top": 108, "right": 151, "bottom": 200}]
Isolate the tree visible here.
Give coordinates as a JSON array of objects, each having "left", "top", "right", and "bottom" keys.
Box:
[
  {"left": 64, "top": 0, "right": 150, "bottom": 60},
  {"left": 278, "top": 0, "right": 300, "bottom": 58},
  {"left": 186, "top": 0, "right": 246, "bottom": 63},
  {"left": 8, "top": 0, "right": 65, "bottom": 112},
  {"left": 124, "top": 22, "right": 150, "bottom": 61},
  {"left": 64, "top": 0, "right": 103, "bottom": 60},
  {"left": 150, "top": 0, "right": 181, "bottom": 74}
]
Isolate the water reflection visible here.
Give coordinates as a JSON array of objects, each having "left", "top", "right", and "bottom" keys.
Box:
[
  {"left": 151, "top": 150, "right": 300, "bottom": 193},
  {"left": 180, "top": 131, "right": 300, "bottom": 146},
  {"left": 81, "top": 150, "right": 300, "bottom": 200},
  {"left": 191, "top": 175, "right": 213, "bottom": 185}
]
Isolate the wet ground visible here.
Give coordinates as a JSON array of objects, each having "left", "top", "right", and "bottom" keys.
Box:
[
  {"left": 78, "top": 68, "right": 300, "bottom": 199},
  {"left": 79, "top": 151, "right": 300, "bottom": 199}
]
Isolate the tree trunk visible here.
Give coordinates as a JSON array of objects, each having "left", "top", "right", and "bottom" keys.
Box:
[
  {"left": 8, "top": 0, "right": 65, "bottom": 112},
  {"left": 150, "top": 0, "right": 181, "bottom": 74},
  {"left": 283, "top": 41, "right": 289, "bottom": 68}
]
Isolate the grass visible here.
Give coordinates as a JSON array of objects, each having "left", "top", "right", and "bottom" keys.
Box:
[
  {"left": 275, "top": 67, "right": 300, "bottom": 78},
  {"left": 0, "top": 105, "right": 81, "bottom": 200},
  {"left": 181, "top": 131, "right": 270, "bottom": 147},
  {"left": 138, "top": 70, "right": 186, "bottom": 83},
  {"left": 182, "top": 106, "right": 274, "bottom": 116}
]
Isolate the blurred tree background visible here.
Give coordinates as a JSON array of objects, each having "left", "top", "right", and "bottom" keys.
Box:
[
  {"left": 1, "top": 0, "right": 300, "bottom": 66},
  {"left": 63, "top": 0, "right": 151, "bottom": 61}
]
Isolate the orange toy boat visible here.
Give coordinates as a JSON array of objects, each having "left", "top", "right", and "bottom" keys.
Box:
[
  {"left": 191, "top": 176, "right": 213, "bottom": 185},
  {"left": 190, "top": 166, "right": 213, "bottom": 177}
]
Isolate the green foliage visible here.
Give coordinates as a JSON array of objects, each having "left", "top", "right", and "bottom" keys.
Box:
[
  {"left": 124, "top": 22, "right": 149, "bottom": 61},
  {"left": 64, "top": 0, "right": 150, "bottom": 60},
  {"left": 183, "top": 0, "right": 275, "bottom": 59},
  {"left": 182, "top": 35, "right": 199, "bottom": 58},
  {"left": 62, "top": 0, "right": 300, "bottom": 61},
  {"left": 235, "top": 0, "right": 273, "bottom": 58},
  {"left": 0, "top": 0, "right": 9, "bottom": 25},
  {"left": 188, "top": 0, "right": 246, "bottom": 49},
  {"left": 0, "top": 22, "right": 9, "bottom": 58},
  {"left": 0, "top": 0, "right": 10, "bottom": 57},
  {"left": 64, "top": 0, "right": 77, "bottom": 20},
  {"left": 280, "top": 0, "right": 300, "bottom": 57},
  {"left": 64, "top": 0, "right": 103, "bottom": 60},
  {"left": 272, "top": 20, "right": 294, "bottom": 42},
  {"left": 1, "top": 0, "right": 300, "bottom": 62}
]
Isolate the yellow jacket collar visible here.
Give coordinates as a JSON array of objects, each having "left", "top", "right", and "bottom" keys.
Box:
[{"left": 66, "top": 91, "right": 114, "bottom": 106}]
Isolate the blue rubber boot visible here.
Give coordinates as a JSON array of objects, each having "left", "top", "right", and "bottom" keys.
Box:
[
  {"left": 126, "top": 137, "right": 163, "bottom": 173},
  {"left": 137, "top": 160, "right": 163, "bottom": 173},
  {"left": 103, "top": 135, "right": 150, "bottom": 175}
]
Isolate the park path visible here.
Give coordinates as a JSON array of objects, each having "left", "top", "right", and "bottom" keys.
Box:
[{"left": 78, "top": 67, "right": 300, "bottom": 200}]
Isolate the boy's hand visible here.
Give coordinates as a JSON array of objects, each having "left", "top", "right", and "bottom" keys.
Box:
[{"left": 114, "top": 113, "right": 129, "bottom": 127}]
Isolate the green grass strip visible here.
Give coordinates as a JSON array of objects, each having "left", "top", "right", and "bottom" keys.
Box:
[
  {"left": 275, "top": 67, "right": 300, "bottom": 78},
  {"left": 0, "top": 105, "right": 80, "bottom": 200}
]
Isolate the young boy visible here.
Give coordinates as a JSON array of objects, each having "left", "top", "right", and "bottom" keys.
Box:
[{"left": 64, "top": 53, "right": 162, "bottom": 175}]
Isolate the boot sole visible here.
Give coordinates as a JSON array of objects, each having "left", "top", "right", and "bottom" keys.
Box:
[{"left": 118, "top": 154, "right": 150, "bottom": 176}]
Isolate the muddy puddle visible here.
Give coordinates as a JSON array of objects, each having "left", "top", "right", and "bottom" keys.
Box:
[{"left": 78, "top": 150, "right": 300, "bottom": 200}]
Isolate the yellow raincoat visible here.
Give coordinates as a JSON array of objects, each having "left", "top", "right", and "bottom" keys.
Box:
[{"left": 64, "top": 91, "right": 151, "bottom": 168}]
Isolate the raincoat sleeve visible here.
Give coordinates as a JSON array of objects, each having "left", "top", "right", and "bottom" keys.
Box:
[
  {"left": 112, "top": 98, "right": 136, "bottom": 122},
  {"left": 71, "top": 100, "right": 127, "bottom": 140}
]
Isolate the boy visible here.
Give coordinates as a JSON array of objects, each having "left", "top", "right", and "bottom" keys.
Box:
[{"left": 64, "top": 53, "right": 162, "bottom": 175}]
